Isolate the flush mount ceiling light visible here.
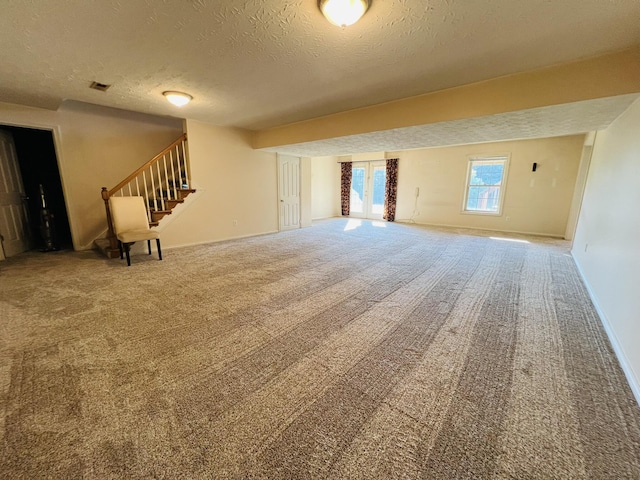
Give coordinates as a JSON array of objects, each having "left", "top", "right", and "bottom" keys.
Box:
[
  {"left": 163, "top": 91, "right": 193, "bottom": 107},
  {"left": 318, "top": 0, "right": 370, "bottom": 27}
]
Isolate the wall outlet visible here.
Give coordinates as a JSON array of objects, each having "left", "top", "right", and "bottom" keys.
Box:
[{"left": 233, "top": 220, "right": 238, "bottom": 226}]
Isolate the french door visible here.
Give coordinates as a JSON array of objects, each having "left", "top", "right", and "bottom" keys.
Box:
[{"left": 349, "top": 161, "right": 386, "bottom": 219}]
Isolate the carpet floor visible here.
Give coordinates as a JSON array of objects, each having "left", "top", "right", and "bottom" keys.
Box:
[{"left": 1, "top": 218, "right": 639, "bottom": 479}]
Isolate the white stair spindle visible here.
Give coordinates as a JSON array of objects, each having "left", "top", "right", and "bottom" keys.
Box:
[
  {"left": 163, "top": 154, "right": 171, "bottom": 200},
  {"left": 176, "top": 145, "right": 184, "bottom": 190},
  {"left": 181, "top": 140, "right": 190, "bottom": 188},
  {"left": 150, "top": 165, "right": 158, "bottom": 212},
  {"left": 169, "top": 150, "right": 177, "bottom": 199},
  {"left": 156, "top": 160, "right": 165, "bottom": 210},
  {"left": 142, "top": 170, "right": 151, "bottom": 222}
]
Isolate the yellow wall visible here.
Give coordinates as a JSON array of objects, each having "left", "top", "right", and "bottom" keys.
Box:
[
  {"left": 387, "top": 135, "right": 585, "bottom": 236},
  {"left": 311, "top": 156, "right": 340, "bottom": 219},
  {"left": 300, "top": 157, "right": 312, "bottom": 228},
  {"left": 0, "top": 101, "right": 183, "bottom": 250},
  {"left": 158, "top": 119, "right": 278, "bottom": 248},
  {"left": 572, "top": 98, "right": 640, "bottom": 400},
  {"left": 255, "top": 47, "right": 640, "bottom": 149},
  {"left": 308, "top": 136, "right": 583, "bottom": 237}
]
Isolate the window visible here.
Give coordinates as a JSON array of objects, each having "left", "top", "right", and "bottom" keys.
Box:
[{"left": 463, "top": 156, "right": 508, "bottom": 214}]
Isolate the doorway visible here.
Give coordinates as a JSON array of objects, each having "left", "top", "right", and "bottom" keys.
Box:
[
  {"left": 349, "top": 161, "right": 386, "bottom": 219},
  {"left": 277, "top": 154, "right": 301, "bottom": 231},
  {"left": 0, "top": 125, "right": 72, "bottom": 257},
  {"left": 0, "top": 130, "right": 31, "bottom": 259}
]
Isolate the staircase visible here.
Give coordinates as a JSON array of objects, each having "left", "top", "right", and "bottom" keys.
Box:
[
  {"left": 146, "top": 179, "right": 195, "bottom": 226},
  {"left": 98, "top": 134, "right": 194, "bottom": 258}
]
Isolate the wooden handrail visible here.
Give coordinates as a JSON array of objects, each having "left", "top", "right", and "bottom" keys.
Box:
[{"left": 107, "top": 133, "right": 187, "bottom": 196}]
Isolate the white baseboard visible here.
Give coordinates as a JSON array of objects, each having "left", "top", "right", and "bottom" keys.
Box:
[
  {"left": 395, "top": 219, "right": 565, "bottom": 239},
  {"left": 571, "top": 253, "right": 640, "bottom": 405},
  {"left": 163, "top": 230, "right": 279, "bottom": 251}
]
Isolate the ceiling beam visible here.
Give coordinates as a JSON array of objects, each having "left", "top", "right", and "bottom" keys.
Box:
[{"left": 253, "top": 46, "right": 640, "bottom": 150}]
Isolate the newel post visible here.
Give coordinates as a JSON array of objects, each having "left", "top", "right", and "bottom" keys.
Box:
[{"left": 101, "top": 187, "right": 118, "bottom": 251}]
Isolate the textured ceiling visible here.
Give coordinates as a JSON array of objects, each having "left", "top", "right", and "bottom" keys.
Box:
[
  {"left": 1, "top": 0, "right": 639, "bottom": 132},
  {"left": 262, "top": 95, "right": 640, "bottom": 157}
]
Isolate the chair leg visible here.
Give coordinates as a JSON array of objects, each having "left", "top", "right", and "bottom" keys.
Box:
[
  {"left": 118, "top": 240, "right": 123, "bottom": 259},
  {"left": 124, "top": 243, "right": 132, "bottom": 266},
  {"left": 147, "top": 239, "right": 152, "bottom": 255},
  {"left": 156, "top": 238, "right": 162, "bottom": 260}
]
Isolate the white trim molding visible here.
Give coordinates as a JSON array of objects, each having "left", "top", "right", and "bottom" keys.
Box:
[{"left": 572, "top": 253, "right": 640, "bottom": 405}]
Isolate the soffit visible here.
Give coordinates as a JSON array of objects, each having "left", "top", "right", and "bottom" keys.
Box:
[
  {"left": 260, "top": 95, "right": 640, "bottom": 157},
  {"left": 0, "top": 0, "right": 639, "bottom": 130}
]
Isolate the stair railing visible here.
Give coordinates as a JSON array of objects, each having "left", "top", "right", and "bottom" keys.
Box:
[{"left": 101, "top": 133, "right": 189, "bottom": 253}]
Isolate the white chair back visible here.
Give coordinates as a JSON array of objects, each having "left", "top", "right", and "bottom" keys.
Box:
[{"left": 109, "top": 196, "right": 150, "bottom": 234}]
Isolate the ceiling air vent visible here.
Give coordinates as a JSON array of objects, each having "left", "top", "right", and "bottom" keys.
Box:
[{"left": 90, "top": 81, "right": 111, "bottom": 92}]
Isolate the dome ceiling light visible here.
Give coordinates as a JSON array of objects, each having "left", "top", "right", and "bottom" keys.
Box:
[
  {"left": 163, "top": 91, "right": 193, "bottom": 107},
  {"left": 318, "top": 0, "right": 370, "bottom": 27}
]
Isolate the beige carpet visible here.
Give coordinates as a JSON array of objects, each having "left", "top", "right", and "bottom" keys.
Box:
[{"left": 1, "top": 219, "right": 639, "bottom": 478}]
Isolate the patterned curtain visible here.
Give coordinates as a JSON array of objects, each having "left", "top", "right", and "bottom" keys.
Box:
[
  {"left": 341, "top": 162, "right": 352, "bottom": 216},
  {"left": 383, "top": 158, "right": 399, "bottom": 222}
]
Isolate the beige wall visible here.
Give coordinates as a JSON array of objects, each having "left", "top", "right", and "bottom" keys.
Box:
[
  {"left": 572, "top": 99, "right": 640, "bottom": 400},
  {"left": 311, "top": 156, "right": 340, "bottom": 219},
  {"left": 254, "top": 47, "right": 640, "bottom": 149},
  {"left": 158, "top": 119, "right": 278, "bottom": 248},
  {"left": 389, "top": 135, "right": 584, "bottom": 237},
  {"left": 0, "top": 100, "right": 184, "bottom": 250},
  {"left": 300, "top": 157, "right": 312, "bottom": 228}
]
